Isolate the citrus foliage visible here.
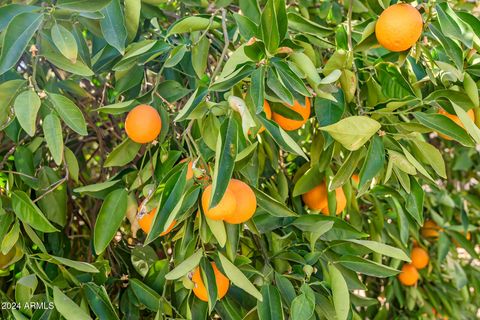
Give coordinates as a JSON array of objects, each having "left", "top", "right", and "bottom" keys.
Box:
[{"left": 0, "top": 0, "right": 479, "bottom": 319}]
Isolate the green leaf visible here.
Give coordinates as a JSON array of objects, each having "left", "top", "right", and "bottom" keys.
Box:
[
  {"left": 192, "top": 36, "right": 210, "bottom": 78},
  {"left": 260, "top": 118, "right": 308, "bottom": 159},
  {"left": 14, "top": 90, "right": 41, "bottom": 137},
  {"left": 0, "top": 12, "right": 43, "bottom": 75},
  {"left": 96, "top": 100, "right": 135, "bottom": 115},
  {"left": 290, "top": 287, "right": 315, "bottom": 320},
  {"left": 37, "top": 167, "right": 67, "bottom": 226},
  {"left": 0, "top": 4, "right": 39, "bottom": 32},
  {"left": 257, "top": 285, "right": 283, "bottom": 320},
  {"left": 1, "top": 221, "right": 19, "bottom": 255},
  {"left": 337, "top": 256, "right": 399, "bottom": 277},
  {"left": 453, "top": 104, "right": 480, "bottom": 144},
  {"left": 93, "top": 189, "right": 128, "bottom": 254},
  {"left": 100, "top": 0, "right": 127, "bottom": 54},
  {"left": 175, "top": 88, "right": 208, "bottom": 122},
  {"left": 320, "top": 116, "right": 381, "bottom": 151},
  {"left": 14, "top": 147, "right": 38, "bottom": 188},
  {"left": 43, "top": 49, "right": 94, "bottom": 76},
  {"left": 218, "top": 252, "right": 263, "bottom": 301},
  {"left": 405, "top": 177, "right": 424, "bottom": 225},
  {"left": 388, "top": 150, "right": 416, "bottom": 175},
  {"left": 11, "top": 191, "right": 58, "bottom": 233},
  {"left": 330, "top": 149, "right": 364, "bottom": 190},
  {"left": 104, "top": 139, "right": 141, "bottom": 167},
  {"left": 57, "top": 0, "right": 112, "bottom": 12},
  {"left": 210, "top": 118, "right": 238, "bottom": 208},
  {"left": 359, "top": 135, "right": 384, "bottom": 188},
  {"left": 49, "top": 93, "right": 88, "bottom": 136},
  {"left": 53, "top": 287, "right": 92, "bottom": 320},
  {"left": 130, "top": 279, "right": 161, "bottom": 311},
  {"left": 124, "top": 0, "right": 141, "bottom": 42},
  {"left": 410, "top": 140, "right": 446, "bottom": 178},
  {"left": 167, "top": 17, "right": 221, "bottom": 36},
  {"left": 253, "top": 187, "right": 297, "bottom": 217},
  {"left": 50, "top": 255, "right": 99, "bottom": 273},
  {"left": 65, "top": 147, "right": 80, "bottom": 183},
  {"left": 51, "top": 23, "right": 78, "bottom": 63},
  {"left": 43, "top": 114, "right": 64, "bottom": 165},
  {"left": 261, "top": 0, "right": 280, "bottom": 53},
  {"left": 205, "top": 216, "right": 227, "bottom": 247},
  {"left": 346, "top": 240, "right": 410, "bottom": 261},
  {"left": 165, "top": 249, "right": 203, "bottom": 280},
  {"left": 83, "top": 283, "right": 120, "bottom": 320},
  {"left": 328, "top": 264, "right": 350, "bottom": 320},
  {"left": 145, "top": 166, "right": 187, "bottom": 244},
  {"left": 401, "top": 146, "right": 434, "bottom": 182},
  {"left": 287, "top": 12, "right": 332, "bottom": 37}
]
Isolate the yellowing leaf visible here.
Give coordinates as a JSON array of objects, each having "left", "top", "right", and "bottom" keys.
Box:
[{"left": 320, "top": 116, "right": 381, "bottom": 151}]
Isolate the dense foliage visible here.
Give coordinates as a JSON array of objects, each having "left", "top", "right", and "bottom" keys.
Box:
[{"left": 0, "top": 0, "right": 479, "bottom": 319}]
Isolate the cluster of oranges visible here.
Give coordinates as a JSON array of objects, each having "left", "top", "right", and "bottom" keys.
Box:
[
  {"left": 202, "top": 179, "right": 257, "bottom": 224},
  {"left": 398, "top": 245, "right": 429, "bottom": 286}
]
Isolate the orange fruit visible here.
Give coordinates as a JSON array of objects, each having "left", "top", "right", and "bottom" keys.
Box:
[
  {"left": 223, "top": 179, "right": 257, "bottom": 224},
  {"left": 271, "top": 98, "right": 311, "bottom": 131},
  {"left": 302, "top": 182, "right": 346, "bottom": 215},
  {"left": 421, "top": 219, "right": 441, "bottom": 239},
  {"left": 125, "top": 104, "right": 162, "bottom": 143},
  {"left": 437, "top": 108, "right": 475, "bottom": 140},
  {"left": 201, "top": 184, "right": 237, "bottom": 220},
  {"left": 180, "top": 159, "right": 194, "bottom": 180},
  {"left": 398, "top": 263, "right": 419, "bottom": 286},
  {"left": 138, "top": 208, "right": 177, "bottom": 236},
  {"left": 257, "top": 100, "right": 272, "bottom": 133},
  {"left": 191, "top": 262, "right": 229, "bottom": 302},
  {"left": 411, "top": 247, "right": 429, "bottom": 270},
  {"left": 375, "top": 4, "right": 423, "bottom": 52}
]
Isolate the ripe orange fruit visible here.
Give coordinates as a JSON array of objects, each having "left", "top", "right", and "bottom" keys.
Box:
[
  {"left": 271, "top": 98, "right": 311, "bottom": 131},
  {"left": 138, "top": 208, "right": 177, "bottom": 236},
  {"left": 125, "top": 104, "right": 162, "bottom": 143},
  {"left": 191, "top": 262, "right": 229, "bottom": 302},
  {"left": 223, "top": 179, "right": 257, "bottom": 224},
  {"left": 411, "top": 247, "right": 429, "bottom": 270},
  {"left": 302, "top": 182, "right": 346, "bottom": 215},
  {"left": 257, "top": 100, "right": 272, "bottom": 133},
  {"left": 398, "top": 263, "right": 419, "bottom": 286},
  {"left": 437, "top": 108, "right": 475, "bottom": 140},
  {"left": 375, "top": 4, "right": 423, "bottom": 52},
  {"left": 421, "top": 219, "right": 441, "bottom": 239},
  {"left": 201, "top": 184, "right": 237, "bottom": 220}
]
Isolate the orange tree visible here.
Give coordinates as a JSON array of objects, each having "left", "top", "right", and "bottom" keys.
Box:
[{"left": 0, "top": 0, "right": 479, "bottom": 319}]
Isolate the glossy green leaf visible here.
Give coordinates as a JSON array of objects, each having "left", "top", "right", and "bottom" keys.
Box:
[
  {"left": 93, "top": 189, "right": 128, "bottom": 254},
  {"left": 51, "top": 23, "right": 78, "bottom": 63},
  {"left": 53, "top": 286, "right": 92, "bottom": 320},
  {"left": 165, "top": 249, "right": 203, "bottom": 280},
  {"left": 0, "top": 12, "right": 43, "bottom": 75},
  {"left": 43, "top": 114, "right": 64, "bottom": 165},
  {"left": 11, "top": 191, "right": 58, "bottom": 233},
  {"left": 219, "top": 252, "right": 262, "bottom": 301},
  {"left": 100, "top": 0, "right": 127, "bottom": 54},
  {"left": 257, "top": 285, "right": 283, "bottom": 320},
  {"left": 49, "top": 93, "right": 88, "bottom": 136},
  {"left": 14, "top": 90, "right": 41, "bottom": 137},
  {"left": 329, "top": 264, "right": 350, "bottom": 320},
  {"left": 104, "top": 139, "right": 141, "bottom": 167}
]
